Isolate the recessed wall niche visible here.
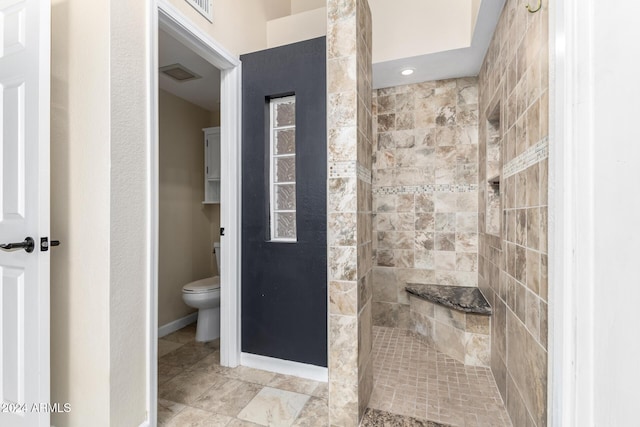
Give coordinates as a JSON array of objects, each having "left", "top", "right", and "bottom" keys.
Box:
[{"left": 486, "top": 104, "right": 501, "bottom": 236}]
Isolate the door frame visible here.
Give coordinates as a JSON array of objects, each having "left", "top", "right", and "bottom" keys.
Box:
[
  {"left": 549, "top": 0, "right": 595, "bottom": 425},
  {"left": 148, "top": 0, "right": 242, "bottom": 424}
]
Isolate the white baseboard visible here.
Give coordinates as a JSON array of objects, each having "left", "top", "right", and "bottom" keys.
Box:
[
  {"left": 158, "top": 312, "right": 197, "bottom": 338},
  {"left": 138, "top": 421, "right": 150, "bottom": 427},
  {"left": 241, "top": 352, "right": 328, "bottom": 382}
]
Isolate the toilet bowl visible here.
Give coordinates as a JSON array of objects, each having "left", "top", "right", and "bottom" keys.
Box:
[{"left": 182, "top": 242, "right": 221, "bottom": 342}]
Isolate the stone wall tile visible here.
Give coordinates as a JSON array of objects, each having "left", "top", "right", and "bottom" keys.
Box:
[
  {"left": 433, "top": 321, "right": 465, "bottom": 362},
  {"left": 466, "top": 313, "right": 491, "bottom": 334},
  {"left": 465, "top": 333, "right": 491, "bottom": 367},
  {"left": 329, "top": 281, "right": 358, "bottom": 317}
]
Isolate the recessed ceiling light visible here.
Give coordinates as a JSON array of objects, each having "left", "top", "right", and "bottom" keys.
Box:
[{"left": 401, "top": 68, "right": 415, "bottom": 76}]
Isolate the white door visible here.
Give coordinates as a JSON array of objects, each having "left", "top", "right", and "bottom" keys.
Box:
[{"left": 0, "top": 0, "right": 50, "bottom": 426}]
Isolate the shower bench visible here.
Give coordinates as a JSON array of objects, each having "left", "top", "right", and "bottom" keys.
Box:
[{"left": 405, "top": 283, "right": 492, "bottom": 367}]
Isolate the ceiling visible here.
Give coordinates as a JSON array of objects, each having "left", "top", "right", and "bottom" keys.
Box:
[
  {"left": 158, "top": 28, "right": 220, "bottom": 112},
  {"left": 158, "top": 0, "right": 506, "bottom": 107},
  {"left": 371, "top": 0, "right": 506, "bottom": 88}
]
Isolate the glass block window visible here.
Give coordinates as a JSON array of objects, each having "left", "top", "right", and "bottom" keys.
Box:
[{"left": 270, "top": 96, "right": 297, "bottom": 241}]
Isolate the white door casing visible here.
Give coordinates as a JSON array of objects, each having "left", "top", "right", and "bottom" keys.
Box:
[
  {"left": 149, "top": 1, "right": 242, "bottom": 425},
  {"left": 156, "top": 0, "right": 241, "bottom": 366},
  {"left": 0, "top": 0, "right": 50, "bottom": 426}
]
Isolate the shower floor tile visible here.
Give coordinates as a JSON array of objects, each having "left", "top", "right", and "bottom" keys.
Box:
[{"left": 370, "top": 326, "right": 512, "bottom": 427}]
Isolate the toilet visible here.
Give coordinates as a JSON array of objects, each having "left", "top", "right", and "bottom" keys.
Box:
[{"left": 182, "top": 242, "right": 221, "bottom": 342}]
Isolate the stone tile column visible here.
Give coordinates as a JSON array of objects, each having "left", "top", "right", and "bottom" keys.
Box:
[{"left": 327, "top": 0, "right": 373, "bottom": 425}]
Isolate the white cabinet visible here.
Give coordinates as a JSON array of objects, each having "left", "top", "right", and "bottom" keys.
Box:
[{"left": 203, "top": 127, "right": 220, "bottom": 204}]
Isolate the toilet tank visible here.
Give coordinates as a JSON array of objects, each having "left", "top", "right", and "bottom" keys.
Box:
[{"left": 214, "top": 242, "right": 221, "bottom": 272}]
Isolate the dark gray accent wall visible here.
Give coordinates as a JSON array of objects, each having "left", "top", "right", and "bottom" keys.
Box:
[{"left": 240, "top": 37, "right": 327, "bottom": 367}]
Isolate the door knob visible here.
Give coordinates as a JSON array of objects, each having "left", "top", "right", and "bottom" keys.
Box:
[{"left": 0, "top": 237, "right": 35, "bottom": 253}]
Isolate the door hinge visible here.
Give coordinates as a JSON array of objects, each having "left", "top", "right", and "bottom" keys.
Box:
[{"left": 220, "top": 227, "right": 225, "bottom": 236}]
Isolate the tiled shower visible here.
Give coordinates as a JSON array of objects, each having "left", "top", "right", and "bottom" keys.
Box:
[
  {"left": 327, "top": 0, "right": 549, "bottom": 425},
  {"left": 478, "top": 0, "right": 549, "bottom": 425},
  {"left": 371, "top": 78, "right": 481, "bottom": 329}
]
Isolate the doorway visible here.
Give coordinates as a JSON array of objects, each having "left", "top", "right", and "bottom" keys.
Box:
[{"left": 150, "top": 1, "right": 242, "bottom": 424}]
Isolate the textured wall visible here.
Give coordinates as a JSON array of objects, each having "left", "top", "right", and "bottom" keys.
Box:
[
  {"left": 109, "top": 0, "right": 150, "bottom": 422},
  {"left": 371, "top": 78, "right": 479, "bottom": 329},
  {"left": 51, "top": 0, "right": 111, "bottom": 423},
  {"left": 327, "top": 0, "right": 373, "bottom": 424},
  {"left": 477, "top": 1, "right": 549, "bottom": 426},
  {"left": 166, "top": 0, "right": 291, "bottom": 56},
  {"left": 158, "top": 90, "right": 219, "bottom": 327},
  {"left": 51, "top": 0, "right": 152, "bottom": 424}
]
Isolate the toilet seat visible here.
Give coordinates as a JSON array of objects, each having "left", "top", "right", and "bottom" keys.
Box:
[{"left": 182, "top": 276, "right": 220, "bottom": 293}]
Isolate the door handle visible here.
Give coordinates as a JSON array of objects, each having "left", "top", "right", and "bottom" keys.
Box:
[{"left": 0, "top": 237, "right": 35, "bottom": 253}]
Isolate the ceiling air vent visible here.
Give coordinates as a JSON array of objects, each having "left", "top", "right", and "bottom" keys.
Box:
[
  {"left": 159, "top": 64, "right": 202, "bottom": 82},
  {"left": 186, "top": 0, "right": 213, "bottom": 22}
]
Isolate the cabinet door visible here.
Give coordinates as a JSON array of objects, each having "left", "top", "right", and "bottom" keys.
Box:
[{"left": 206, "top": 130, "right": 221, "bottom": 179}]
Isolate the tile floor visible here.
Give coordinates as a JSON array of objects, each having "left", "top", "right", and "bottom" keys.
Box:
[
  {"left": 369, "top": 326, "right": 512, "bottom": 427},
  {"left": 158, "top": 324, "right": 328, "bottom": 426},
  {"left": 158, "top": 324, "right": 511, "bottom": 427}
]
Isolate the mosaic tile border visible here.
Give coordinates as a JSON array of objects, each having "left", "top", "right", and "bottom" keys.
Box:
[
  {"left": 329, "top": 160, "right": 372, "bottom": 184},
  {"left": 329, "top": 161, "right": 356, "bottom": 178},
  {"left": 503, "top": 137, "right": 549, "bottom": 178},
  {"left": 372, "top": 184, "right": 478, "bottom": 196}
]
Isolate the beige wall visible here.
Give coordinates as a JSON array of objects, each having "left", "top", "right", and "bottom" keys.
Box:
[
  {"left": 267, "top": 7, "right": 327, "bottom": 49},
  {"left": 109, "top": 0, "right": 150, "bottom": 424},
  {"left": 369, "top": 0, "right": 472, "bottom": 63},
  {"left": 51, "top": 0, "right": 111, "bottom": 423},
  {"left": 158, "top": 90, "right": 220, "bottom": 327},
  {"left": 291, "top": 0, "right": 325, "bottom": 14},
  {"left": 471, "top": 0, "right": 482, "bottom": 35},
  {"left": 167, "top": 0, "right": 291, "bottom": 56},
  {"left": 478, "top": 1, "right": 549, "bottom": 426},
  {"left": 51, "top": 0, "right": 148, "bottom": 425},
  {"left": 270, "top": 0, "right": 481, "bottom": 67}
]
